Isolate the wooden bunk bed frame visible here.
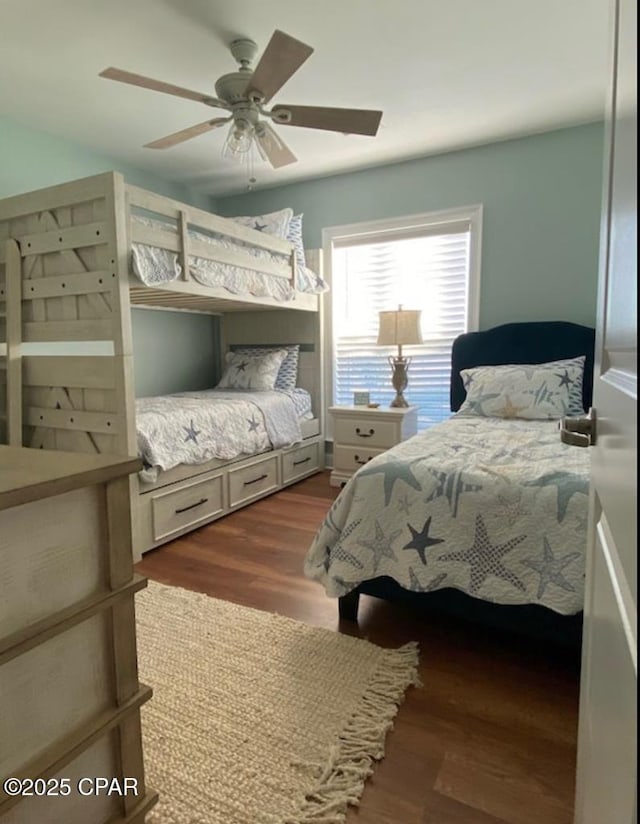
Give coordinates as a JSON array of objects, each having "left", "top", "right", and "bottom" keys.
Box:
[{"left": 0, "top": 171, "right": 324, "bottom": 559}]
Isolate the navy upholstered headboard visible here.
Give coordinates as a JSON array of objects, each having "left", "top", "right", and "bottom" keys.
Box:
[{"left": 450, "top": 321, "right": 596, "bottom": 412}]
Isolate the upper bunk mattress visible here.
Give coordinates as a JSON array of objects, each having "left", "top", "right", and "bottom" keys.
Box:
[
  {"left": 305, "top": 416, "right": 590, "bottom": 616},
  {"left": 136, "top": 387, "right": 312, "bottom": 473},
  {"left": 130, "top": 215, "right": 328, "bottom": 299}
]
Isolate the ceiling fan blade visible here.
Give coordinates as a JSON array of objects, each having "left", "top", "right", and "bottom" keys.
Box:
[
  {"left": 272, "top": 105, "right": 383, "bottom": 136},
  {"left": 144, "top": 118, "right": 230, "bottom": 149},
  {"left": 99, "top": 67, "right": 228, "bottom": 108},
  {"left": 255, "top": 123, "right": 297, "bottom": 168},
  {"left": 246, "top": 30, "right": 314, "bottom": 104}
]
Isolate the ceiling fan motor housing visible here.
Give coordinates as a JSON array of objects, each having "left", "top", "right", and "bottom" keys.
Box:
[
  {"left": 215, "top": 71, "right": 254, "bottom": 104},
  {"left": 216, "top": 38, "right": 263, "bottom": 104}
]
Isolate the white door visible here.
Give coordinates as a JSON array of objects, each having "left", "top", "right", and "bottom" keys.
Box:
[{"left": 573, "top": 0, "right": 637, "bottom": 821}]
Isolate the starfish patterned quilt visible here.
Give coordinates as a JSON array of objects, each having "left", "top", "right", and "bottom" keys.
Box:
[
  {"left": 305, "top": 417, "right": 590, "bottom": 615},
  {"left": 136, "top": 388, "right": 305, "bottom": 472},
  {"left": 131, "top": 217, "right": 327, "bottom": 296}
]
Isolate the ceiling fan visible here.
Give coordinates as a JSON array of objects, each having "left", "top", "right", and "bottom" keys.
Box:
[{"left": 99, "top": 30, "right": 383, "bottom": 169}]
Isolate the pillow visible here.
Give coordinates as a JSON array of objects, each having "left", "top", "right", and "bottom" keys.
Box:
[
  {"left": 231, "top": 344, "right": 300, "bottom": 391},
  {"left": 216, "top": 349, "right": 288, "bottom": 391},
  {"left": 457, "top": 356, "right": 586, "bottom": 420},
  {"left": 297, "top": 265, "right": 329, "bottom": 294},
  {"left": 231, "top": 207, "right": 293, "bottom": 240},
  {"left": 286, "top": 214, "right": 307, "bottom": 271}
]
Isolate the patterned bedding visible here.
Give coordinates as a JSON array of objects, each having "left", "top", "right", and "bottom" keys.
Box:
[
  {"left": 131, "top": 215, "right": 328, "bottom": 298},
  {"left": 305, "top": 417, "right": 590, "bottom": 615},
  {"left": 136, "top": 388, "right": 310, "bottom": 473}
]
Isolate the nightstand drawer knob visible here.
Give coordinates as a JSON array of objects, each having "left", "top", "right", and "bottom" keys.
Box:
[
  {"left": 354, "top": 455, "right": 372, "bottom": 465},
  {"left": 355, "top": 427, "right": 375, "bottom": 437}
]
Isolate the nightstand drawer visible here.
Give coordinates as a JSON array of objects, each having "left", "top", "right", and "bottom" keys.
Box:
[
  {"left": 334, "top": 445, "right": 385, "bottom": 472},
  {"left": 334, "top": 417, "right": 398, "bottom": 448},
  {"left": 329, "top": 405, "right": 417, "bottom": 487}
]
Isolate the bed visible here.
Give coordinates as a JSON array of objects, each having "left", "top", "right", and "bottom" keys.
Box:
[
  {"left": 133, "top": 355, "right": 324, "bottom": 553},
  {"left": 0, "top": 171, "right": 326, "bottom": 558},
  {"left": 130, "top": 211, "right": 326, "bottom": 303},
  {"left": 306, "top": 321, "right": 595, "bottom": 643}
]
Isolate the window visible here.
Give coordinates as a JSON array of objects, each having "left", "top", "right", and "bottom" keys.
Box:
[{"left": 324, "top": 206, "right": 482, "bottom": 430}]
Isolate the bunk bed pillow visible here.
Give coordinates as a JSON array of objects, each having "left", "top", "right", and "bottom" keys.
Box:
[
  {"left": 286, "top": 214, "right": 307, "bottom": 271},
  {"left": 297, "top": 265, "right": 329, "bottom": 293},
  {"left": 231, "top": 208, "right": 293, "bottom": 240},
  {"left": 231, "top": 344, "right": 300, "bottom": 391},
  {"left": 457, "top": 356, "right": 586, "bottom": 420},
  {"left": 216, "top": 349, "right": 288, "bottom": 391}
]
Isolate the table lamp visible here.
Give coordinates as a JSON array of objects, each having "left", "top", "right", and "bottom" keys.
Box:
[{"left": 377, "top": 306, "right": 423, "bottom": 407}]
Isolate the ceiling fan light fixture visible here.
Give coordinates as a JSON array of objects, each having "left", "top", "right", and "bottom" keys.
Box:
[
  {"left": 253, "top": 128, "right": 268, "bottom": 163},
  {"left": 222, "top": 119, "right": 254, "bottom": 159}
]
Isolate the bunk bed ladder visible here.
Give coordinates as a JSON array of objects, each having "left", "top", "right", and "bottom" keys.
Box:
[{"left": 0, "top": 172, "right": 136, "bottom": 457}]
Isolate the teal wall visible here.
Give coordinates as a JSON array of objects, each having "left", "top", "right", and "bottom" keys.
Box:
[
  {"left": 1, "top": 117, "right": 604, "bottom": 400},
  {"left": 0, "top": 116, "right": 218, "bottom": 397},
  {"left": 131, "top": 308, "right": 218, "bottom": 397},
  {"left": 215, "top": 124, "right": 604, "bottom": 329},
  {"left": 0, "top": 116, "right": 211, "bottom": 206}
]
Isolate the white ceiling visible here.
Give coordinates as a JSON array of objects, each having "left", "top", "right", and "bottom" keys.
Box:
[{"left": 0, "top": 0, "right": 610, "bottom": 197}]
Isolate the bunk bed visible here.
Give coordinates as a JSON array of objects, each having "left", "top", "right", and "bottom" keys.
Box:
[{"left": 0, "top": 171, "right": 325, "bottom": 559}]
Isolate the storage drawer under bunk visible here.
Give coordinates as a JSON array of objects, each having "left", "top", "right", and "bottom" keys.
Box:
[
  {"left": 151, "top": 472, "right": 225, "bottom": 542},
  {"left": 333, "top": 444, "right": 385, "bottom": 473},
  {"left": 228, "top": 454, "right": 279, "bottom": 508},
  {"left": 282, "top": 441, "right": 321, "bottom": 484}
]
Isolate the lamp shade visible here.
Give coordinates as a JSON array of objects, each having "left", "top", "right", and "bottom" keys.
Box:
[{"left": 377, "top": 309, "right": 423, "bottom": 346}]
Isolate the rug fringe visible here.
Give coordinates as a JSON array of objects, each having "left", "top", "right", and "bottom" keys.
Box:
[{"left": 286, "top": 641, "right": 420, "bottom": 824}]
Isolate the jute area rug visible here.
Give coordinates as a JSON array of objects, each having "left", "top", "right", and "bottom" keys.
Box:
[{"left": 136, "top": 581, "right": 420, "bottom": 824}]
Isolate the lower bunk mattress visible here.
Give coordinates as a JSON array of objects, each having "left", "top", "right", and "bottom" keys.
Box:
[
  {"left": 136, "top": 387, "right": 313, "bottom": 481},
  {"left": 305, "top": 416, "right": 590, "bottom": 616}
]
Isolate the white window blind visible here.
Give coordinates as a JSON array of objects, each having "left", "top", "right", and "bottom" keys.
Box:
[{"left": 331, "top": 219, "right": 476, "bottom": 430}]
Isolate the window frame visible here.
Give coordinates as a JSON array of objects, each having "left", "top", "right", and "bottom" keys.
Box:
[{"left": 322, "top": 204, "right": 483, "bottom": 430}]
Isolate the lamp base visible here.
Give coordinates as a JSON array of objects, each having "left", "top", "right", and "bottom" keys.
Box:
[
  {"left": 390, "top": 394, "right": 409, "bottom": 408},
  {"left": 389, "top": 356, "right": 411, "bottom": 409}
]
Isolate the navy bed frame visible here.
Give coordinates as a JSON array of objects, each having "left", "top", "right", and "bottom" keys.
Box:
[{"left": 337, "top": 321, "right": 596, "bottom": 646}]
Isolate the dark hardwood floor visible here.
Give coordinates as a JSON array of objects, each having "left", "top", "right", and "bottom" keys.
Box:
[{"left": 136, "top": 472, "right": 580, "bottom": 824}]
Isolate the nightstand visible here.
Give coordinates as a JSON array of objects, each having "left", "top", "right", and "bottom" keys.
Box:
[{"left": 329, "top": 405, "right": 418, "bottom": 487}]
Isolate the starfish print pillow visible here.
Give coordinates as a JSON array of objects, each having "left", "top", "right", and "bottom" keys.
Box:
[
  {"left": 230, "top": 208, "right": 294, "bottom": 240},
  {"left": 230, "top": 344, "right": 300, "bottom": 391},
  {"left": 457, "top": 356, "right": 586, "bottom": 420},
  {"left": 216, "top": 349, "right": 288, "bottom": 391}
]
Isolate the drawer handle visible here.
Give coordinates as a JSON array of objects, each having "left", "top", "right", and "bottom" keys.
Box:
[
  {"left": 175, "top": 497, "right": 208, "bottom": 514},
  {"left": 354, "top": 455, "right": 372, "bottom": 465},
  {"left": 244, "top": 473, "right": 269, "bottom": 487},
  {"left": 293, "top": 456, "right": 311, "bottom": 466},
  {"left": 355, "top": 427, "right": 375, "bottom": 438}
]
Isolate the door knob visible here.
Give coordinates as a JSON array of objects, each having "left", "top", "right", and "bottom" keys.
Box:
[{"left": 560, "top": 407, "right": 597, "bottom": 447}]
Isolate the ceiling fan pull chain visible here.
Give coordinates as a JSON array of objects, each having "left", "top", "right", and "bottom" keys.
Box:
[{"left": 247, "top": 141, "right": 257, "bottom": 190}]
